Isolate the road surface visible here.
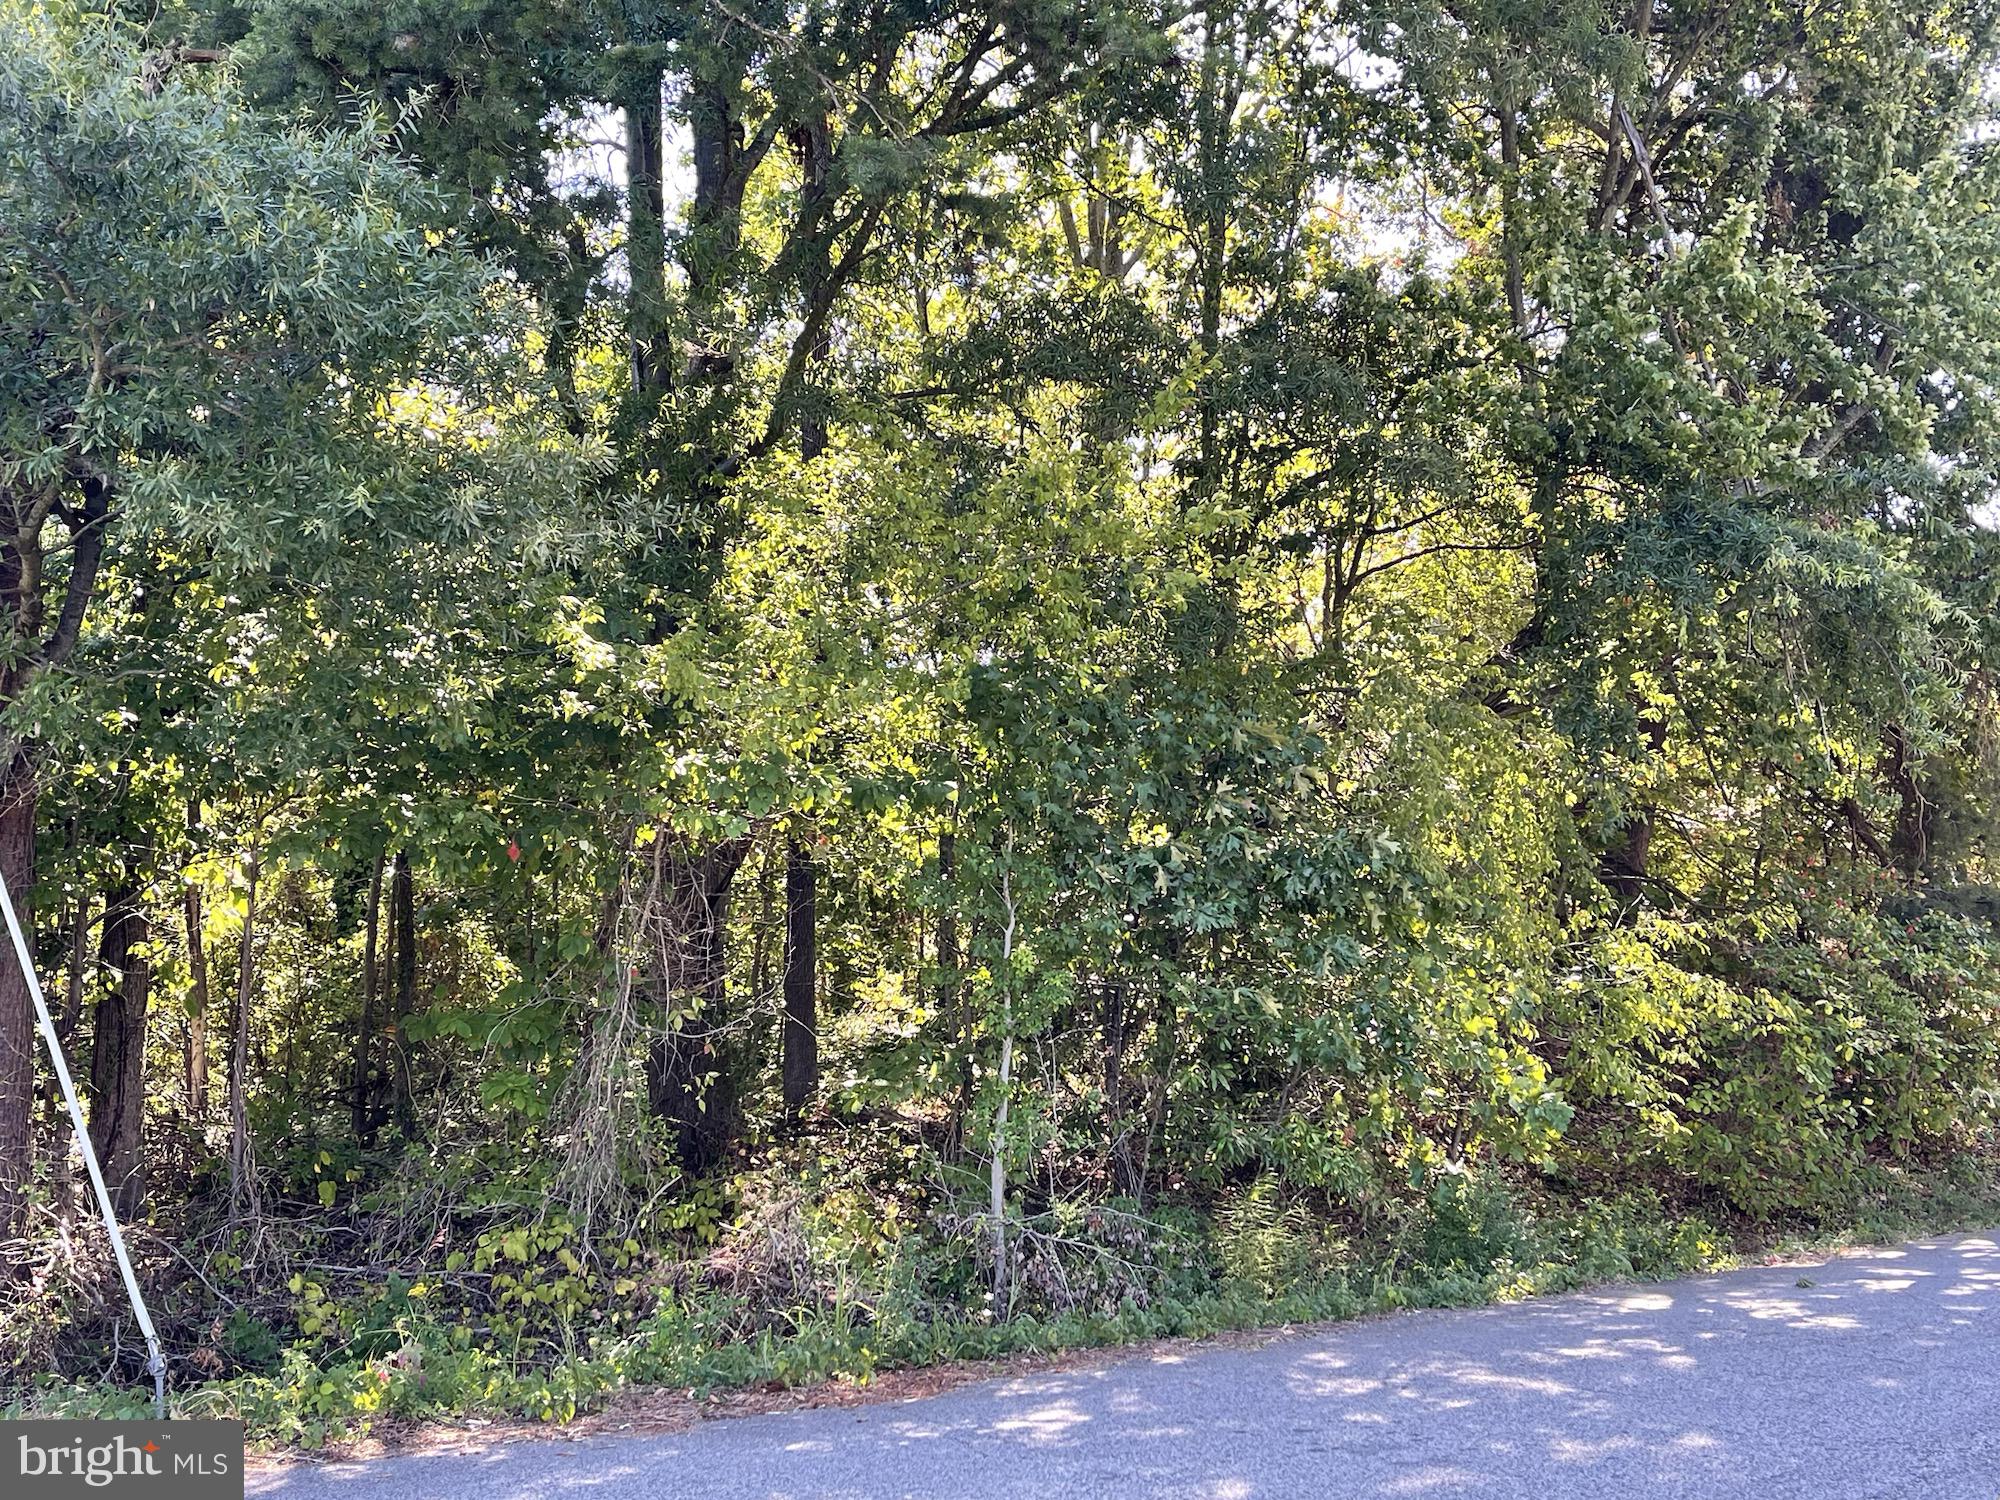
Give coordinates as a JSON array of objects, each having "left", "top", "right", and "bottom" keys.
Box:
[{"left": 247, "top": 1230, "right": 2000, "bottom": 1499}]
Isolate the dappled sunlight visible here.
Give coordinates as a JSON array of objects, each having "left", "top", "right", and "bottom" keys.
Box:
[
  {"left": 1717, "top": 1293, "right": 1865, "bottom": 1331},
  {"left": 879, "top": 1424, "right": 953, "bottom": 1442},
  {"left": 1381, "top": 1464, "right": 1488, "bottom": 1494},
  {"left": 1545, "top": 1342, "right": 1624, "bottom": 1359},
  {"left": 989, "top": 1400, "right": 1093, "bottom": 1443},
  {"left": 1549, "top": 1433, "right": 1639, "bottom": 1462},
  {"left": 1292, "top": 1371, "right": 1389, "bottom": 1398},
  {"left": 1450, "top": 1368, "right": 1579, "bottom": 1399},
  {"left": 1669, "top": 1431, "right": 1722, "bottom": 1450}
]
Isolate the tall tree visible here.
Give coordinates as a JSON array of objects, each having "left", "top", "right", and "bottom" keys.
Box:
[
  {"left": 220, "top": 0, "right": 1149, "bottom": 1175},
  {"left": 0, "top": 6, "right": 574, "bottom": 1238}
]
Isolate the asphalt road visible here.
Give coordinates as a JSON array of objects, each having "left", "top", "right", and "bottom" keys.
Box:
[{"left": 247, "top": 1230, "right": 2000, "bottom": 1499}]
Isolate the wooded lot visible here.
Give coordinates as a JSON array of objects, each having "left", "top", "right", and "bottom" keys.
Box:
[{"left": 4, "top": 0, "right": 2000, "bottom": 1437}]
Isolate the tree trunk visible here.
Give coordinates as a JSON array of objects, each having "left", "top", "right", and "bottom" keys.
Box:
[
  {"left": 0, "top": 762, "right": 34, "bottom": 1248},
  {"left": 1598, "top": 812, "right": 1654, "bottom": 917},
  {"left": 773, "top": 115, "right": 832, "bottom": 1133},
  {"left": 388, "top": 850, "right": 415, "bottom": 1136},
  {"left": 1884, "top": 723, "right": 1933, "bottom": 879},
  {"left": 87, "top": 872, "right": 150, "bottom": 1218},
  {"left": 1132, "top": 943, "right": 1185, "bottom": 1210},
  {"left": 0, "top": 465, "right": 113, "bottom": 1249},
  {"left": 51, "top": 887, "right": 89, "bottom": 1215},
  {"left": 183, "top": 801, "right": 209, "bottom": 1121},
  {"left": 937, "top": 825, "right": 975, "bottom": 1160},
  {"left": 686, "top": 77, "right": 749, "bottom": 380},
  {"left": 1104, "top": 977, "right": 1145, "bottom": 1199},
  {"left": 792, "top": 108, "right": 835, "bottom": 456},
  {"left": 183, "top": 882, "right": 208, "bottom": 1120},
  {"left": 643, "top": 838, "right": 750, "bottom": 1178},
  {"left": 352, "top": 851, "right": 383, "bottom": 1145},
  {"left": 1192, "top": 9, "right": 1234, "bottom": 505},
  {"left": 989, "top": 860, "right": 1018, "bottom": 1302},
  {"left": 780, "top": 838, "right": 818, "bottom": 1123},
  {"left": 749, "top": 840, "right": 777, "bottom": 1016},
  {"left": 62, "top": 884, "right": 88, "bottom": 1043},
  {"left": 1599, "top": 711, "right": 1668, "bottom": 921},
  {"left": 228, "top": 848, "right": 259, "bottom": 1225},
  {"left": 624, "top": 66, "right": 670, "bottom": 401}
]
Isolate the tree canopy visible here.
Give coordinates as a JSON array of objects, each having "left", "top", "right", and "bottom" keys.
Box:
[{"left": 4, "top": 0, "right": 2000, "bottom": 1433}]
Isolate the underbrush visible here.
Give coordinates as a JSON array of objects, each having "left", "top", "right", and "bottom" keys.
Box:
[{"left": 10, "top": 1143, "right": 1998, "bottom": 1448}]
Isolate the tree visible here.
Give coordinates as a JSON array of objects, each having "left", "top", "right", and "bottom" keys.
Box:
[
  {"left": 215, "top": 0, "right": 1157, "bottom": 1173},
  {"left": 10, "top": 0, "right": 2000, "bottom": 1419},
  {"left": 0, "top": 4, "right": 575, "bottom": 1241}
]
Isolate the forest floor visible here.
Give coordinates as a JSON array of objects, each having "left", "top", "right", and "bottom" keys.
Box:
[{"left": 244, "top": 1228, "right": 2000, "bottom": 1498}]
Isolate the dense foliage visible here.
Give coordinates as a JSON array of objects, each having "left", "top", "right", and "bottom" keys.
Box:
[{"left": 4, "top": 0, "right": 2000, "bottom": 1434}]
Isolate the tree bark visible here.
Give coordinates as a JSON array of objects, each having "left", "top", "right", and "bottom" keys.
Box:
[
  {"left": 388, "top": 850, "right": 415, "bottom": 1136},
  {"left": 989, "top": 859, "right": 1018, "bottom": 1301},
  {"left": 643, "top": 838, "right": 750, "bottom": 1177},
  {"left": 1599, "top": 711, "right": 1668, "bottom": 921},
  {"left": 772, "top": 113, "right": 832, "bottom": 1132},
  {"left": 183, "top": 883, "right": 208, "bottom": 1120},
  {"left": 1884, "top": 723, "right": 1933, "bottom": 879},
  {"left": 50, "top": 885, "right": 89, "bottom": 1215},
  {"left": 624, "top": 66, "right": 670, "bottom": 402},
  {"left": 0, "top": 407, "right": 114, "bottom": 1252},
  {"left": 228, "top": 848, "right": 259, "bottom": 1225},
  {"left": 352, "top": 851, "right": 383, "bottom": 1145},
  {"left": 0, "top": 761, "right": 34, "bottom": 1248},
  {"left": 780, "top": 838, "right": 818, "bottom": 1123},
  {"left": 1599, "top": 813, "right": 1654, "bottom": 917},
  {"left": 685, "top": 77, "right": 749, "bottom": 380},
  {"left": 937, "top": 825, "right": 977, "bottom": 1160},
  {"left": 183, "top": 801, "right": 208, "bottom": 1121},
  {"left": 87, "top": 868, "right": 150, "bottom": 1218},
  {"left": 1192, "top": 8, "right": 1238, "bottom": 506},
  {"left": 792, "top": 108, "right": 835, "bottom": 455},
  {"left": 1104, "top": 977, "right": 1145, "bottom": 1199}
]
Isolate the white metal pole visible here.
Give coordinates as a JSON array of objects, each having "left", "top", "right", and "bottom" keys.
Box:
[{"left": 0, "top": 864, "right": 167, "bottom": 1417}]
